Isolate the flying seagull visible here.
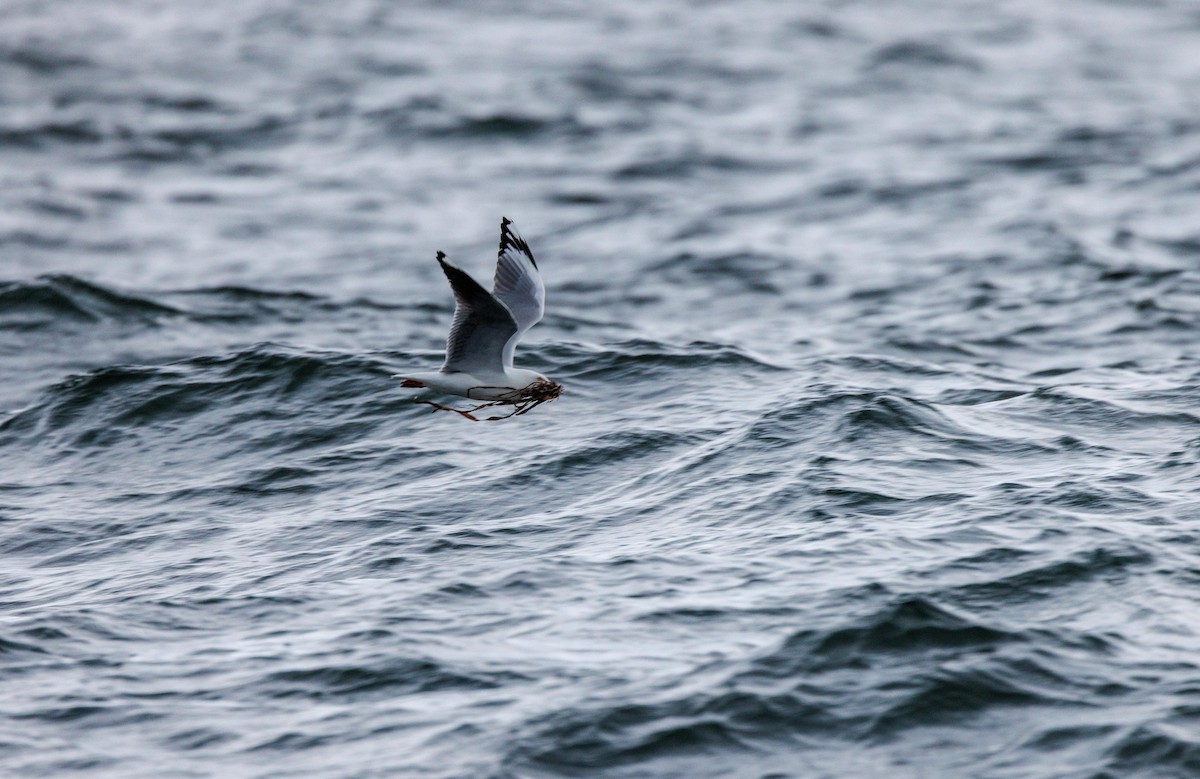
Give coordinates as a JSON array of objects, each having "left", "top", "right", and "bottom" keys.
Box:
[{"left": 395, "top": 217, "right": 561, "bottom": 419}]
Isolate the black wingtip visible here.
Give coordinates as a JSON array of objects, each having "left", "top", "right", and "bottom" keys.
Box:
[
  {"left": 436, "top": 251, "right": 457, "bottom": 278},
  {"left": 498, "top": 216, "right": 537, "bottom": 269}
]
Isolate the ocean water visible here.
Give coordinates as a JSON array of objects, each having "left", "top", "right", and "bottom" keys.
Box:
[{"left": 3, "top": 0, "right": 1200, "bottom": 776}]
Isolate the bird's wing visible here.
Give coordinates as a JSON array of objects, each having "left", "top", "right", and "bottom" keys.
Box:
[
  {"left": 437, "top": 252, "right": 517, "bottom": 376},
  {"left": 491, "top": 217, "right": 545, "bottom": 368}
]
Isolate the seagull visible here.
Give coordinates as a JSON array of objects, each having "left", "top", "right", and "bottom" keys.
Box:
[{"left": 394, "top": 218, "right": 561, "bottom": 417}]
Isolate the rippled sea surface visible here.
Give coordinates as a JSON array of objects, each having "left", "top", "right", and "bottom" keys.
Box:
[{"left": 4, "top": 1, "right": 1200, "bottom": 776}]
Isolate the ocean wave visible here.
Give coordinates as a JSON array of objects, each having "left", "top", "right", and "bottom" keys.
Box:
[
  {"left": 0, "top": 635, "right": 50, "bottom": 656},
  {"left": 752, "top": 597, "right": 1020, "bottom": 676},
  {"left": 1104, "top": 724, "right": 1200, "bottom": 776},
  {"left": 506, "top": 597, "right": 1104, "bottom": 773},
  {"left": 0, "top": 275, "right": 427, "bottom": 338},
  {"left": 551, "top": 338, "right": 784, "bottom": 384},
  {"left": 0, "top": 275, "right": 179, "bottom": 330},
  {"left": 644, "top": 251, "right": 788, "bottom": 294},
  {"left": 0, "top": 344, "right": 394, "bottom": 454},
  {"left": 254, "top": 656, "right": 525, "bottom": 702},
  {"left": 745, "top": 390, "right": 980, "bottom": 451},
  {"left": 865, "top": 40, "right": 983, "bottom": 72},
  {"left": 365, "top": 103, "right": 590, "bottom": 143},
  {"left": 164, "top": 285, "right": 328, "bottom": 325},
  {"left": 508, "top": 697, "right": 758, "bottom": 773},
  {"left": 0, "top": 43, "right": 91, "bottom": 73},
  {"left": 944, "top": 544, "right": 1155, "bottom": 606},
  {"left": 0, "top": 118, "right": 105, "bottom": 148}
]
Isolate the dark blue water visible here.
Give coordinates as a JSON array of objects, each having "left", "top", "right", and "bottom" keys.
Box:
[{"left": 4, "top": 1, "right": 1200, "bottom": 776}]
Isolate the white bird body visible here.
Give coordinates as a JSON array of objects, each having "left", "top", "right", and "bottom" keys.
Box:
[
  {"left": 397, "top": 367, "right": 545, "bottom": 401},
  {"left": 395, "top": 218, "right": 559, "bottom": 408}
]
